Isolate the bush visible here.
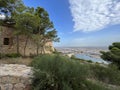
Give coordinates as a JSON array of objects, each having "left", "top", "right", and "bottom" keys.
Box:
[
  {"left": 0, "top": 53, "right": 5, "bottom": 59},
  {"left": 87, "top": 60, "right": 93, "bottom": 63},
  {"left": 31, "top": 54, "right": 89, "bottom": 90},
  {"left": 31, "top": 54, "right": 120, "bottom": 90},
  {"left": 100, "top": 42, "right": 120, "bottom": 69},
  {"left": 90, "top": 64, "right": 120, "bottom": 85},
  {"left": 29, "top": 53, "right": 37, "bottom": 58},
  {"left": 84, "top": 80, "right": 110, "bottom": 90},
  {"left": 5, "top": 53, "right": 21, "bottom": 58},
  {"left": 71, "top": 55, "right": 76, "bottom": 59}
]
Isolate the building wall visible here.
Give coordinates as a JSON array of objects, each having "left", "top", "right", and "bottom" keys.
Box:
[
  {"left": 0, "top": 26, "right": 54, "bottom": 56},
  {"left": 0, "top": 26, "right": 16, "bottom": 54}
]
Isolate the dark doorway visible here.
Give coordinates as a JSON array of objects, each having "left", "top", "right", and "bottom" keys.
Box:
[{"left": 3, "top": 38, "right": 9, "bottom": 45}]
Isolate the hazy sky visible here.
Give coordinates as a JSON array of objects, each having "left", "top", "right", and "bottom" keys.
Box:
[{"left": 23, "top": 0, "right": 120, "bottom": 47}]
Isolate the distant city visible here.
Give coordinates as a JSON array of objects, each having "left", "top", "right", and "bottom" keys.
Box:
[{"left": 55, "top": 47, "right": 108, "bottom": 59}]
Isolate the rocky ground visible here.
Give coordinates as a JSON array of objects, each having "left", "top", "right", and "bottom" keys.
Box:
[
  {"left": 0, "top": 64, "right": 32, "bottom": 90},
  {"left": 0, "top": 64, "right": 32, "bottom": 77},
  {"left": 0, "top": 57, "right": 32, "bottom": 66}
]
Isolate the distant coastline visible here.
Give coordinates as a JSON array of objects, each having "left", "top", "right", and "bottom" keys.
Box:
[
  {"left": 55, "top": 46, "right": 108, "bottom": 49},
  {"left": 55, "top": 47, "right": 108, "bottom": 63}
]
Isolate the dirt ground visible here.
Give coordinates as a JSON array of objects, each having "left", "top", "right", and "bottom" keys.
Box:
[{"left": 0, "top": 57, "right": 33, "bottom": 66}]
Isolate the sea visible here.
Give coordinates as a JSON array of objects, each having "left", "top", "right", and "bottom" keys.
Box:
[
  {"left": 55, "top": 47, "right": 108, "bottom": 64},
  {"left": 75, "top": 54, "right": 108, "bottom": 64}
]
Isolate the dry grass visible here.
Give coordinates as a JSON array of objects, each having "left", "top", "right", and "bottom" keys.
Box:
[{"left": 0, "top": 57, "right": 33, "bottom": 66}]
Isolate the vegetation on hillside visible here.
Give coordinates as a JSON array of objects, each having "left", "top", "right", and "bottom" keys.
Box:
[
  {"left": 31, "top": 54, "right": 120, "bottom": 90},
  {"left": 101, "top": 42, "right": 120, "bottom": 69},
  {"left": 1, "top": 1, "right": 120, "bottom": 90}
]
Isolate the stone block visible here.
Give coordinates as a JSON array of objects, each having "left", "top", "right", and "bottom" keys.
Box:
[
  {"left": 1, "top": 76, "right": 9, "bottom": 84},
  {"left": 0, "top": 64, "right": 32, "bottom": 90},
  {"left": 24, "top": 84, "right": 31, "bottom": 90},
  {"left": 0, "top": 83, "right": 13, "bottom": 90},
  {"left": 0, "top": 84, "right": 4, "bottom": 90},
  {"left": 0, "top": 78, "right": 1, "bottom": 83},
  {"left": 14, "top": 83, "right": 25, "bottom": 90},
  {"left": 9, "top": 76, "right": 20, "bottom": 84}
]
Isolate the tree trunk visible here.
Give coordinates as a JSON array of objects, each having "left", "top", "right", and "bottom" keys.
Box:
[
  {"left": 40, "top": 45, "right": 44, "bottom": 54},
  {"left": 36, "top": 44, "right": 39, "bottom": 55},
  {"left": 43, "top": 46, "right": 46, "bottom": 54},
  {"left": 39, "top": 46, "right": 42, "bottom": 54},
  {"left": 16, "top": 35, "right": 20, "bottom": 54},
  {"left": 24, "top": 36, "right": 29, "bottom": 56},
  {"left": 0, "top": 26, "right": 3, "bottom": 58}
]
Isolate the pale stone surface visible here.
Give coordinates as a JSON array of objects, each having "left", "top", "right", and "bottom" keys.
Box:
[
  {"left": 14, "top": 83, "right": 25, "bottom": 90},
  {"left": 0, "top": 83, "right": 13, "bottom": 90},
  {"left": 0, "top": 64, "right": 32, "bottom": 77},
  {"left": 0, "top": 64, "right": 32, "bottom": 90},
  {"left": 4, "top": 84, "right": 13, "bottom": 90}
]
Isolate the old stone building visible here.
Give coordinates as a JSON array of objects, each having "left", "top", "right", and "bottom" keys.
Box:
[{"left": 0, "top": 26, "right": 54, "bottom": 56}]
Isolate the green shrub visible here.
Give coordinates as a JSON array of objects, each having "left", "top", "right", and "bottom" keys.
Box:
[
  {"left": 31, "top": 54, "right": 89, "bottom": 90},
  {"left": 87, "top": 60, "right": 93, "bottom": 63},
  {"left": 100, "top": 42, "right": 120, "bottom": 69},
  {"left": 0, "top": 53, "right": 5, "bottom": 59},
  {"left": 5, "top": 53, "right": 21, "bottom": 58},
  {"left": 31, "top": 54, "right": 120, "bottom": 90},
  {"left": 84, "top": 80, "right": 111, "bottom": 90},
  {"left": 71, "top": 55, "right": 76, "bottom": 59},
  {"left": 29, "top": 53, "right": 37, "bottom": 58},
  {"left": 90, "top": 64, "right": 120, "bottom": 85}
]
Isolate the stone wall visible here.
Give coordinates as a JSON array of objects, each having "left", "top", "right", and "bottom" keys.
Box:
[
  {"left": 0, "top": 64, "right": 32, "bottom": 90},
  {"left": 0, "top": 26, "right": 55, "bottom": 56},
  {"left": 0, "top": 26, "right": 17, "bottom": 54}
]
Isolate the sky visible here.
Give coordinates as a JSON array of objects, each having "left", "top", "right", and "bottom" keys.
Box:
[{"left": 23, "top": 0, "right": 120, "bottom": 47}]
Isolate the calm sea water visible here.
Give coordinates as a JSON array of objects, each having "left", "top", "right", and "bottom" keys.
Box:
[{"left": 75, "top": 54, "right": 108, "bottom": 64}]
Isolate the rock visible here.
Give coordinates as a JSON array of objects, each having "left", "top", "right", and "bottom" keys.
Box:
[
  {"left": 9, "top": 76, "right": 20, "bottom": 84},
  {"left": 14, "top": 83, "right": 25, "bottom": 90},
  {"left": 1, "top": 76, "right": 9, "bottom": 84},
  {"left": 0, "top": 83, "right": 13, "bottom": 90},
  {"left": 25, "top": 84, "right": 32, "bottom": 90},
  {"left": 0, "top": 64, "right": 32, "bottom": 90},
  {"left": 0, "top": 64, "right": 32, "bottom": 77}
]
